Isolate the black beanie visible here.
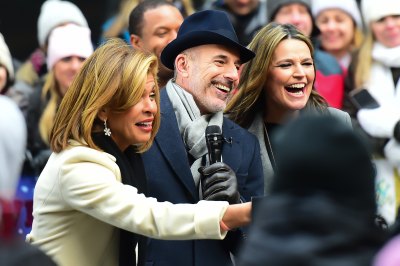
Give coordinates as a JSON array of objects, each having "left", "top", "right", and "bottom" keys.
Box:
[
  {"left": 267, "top": 0, "right": 311, "bottom": 22},
  {"left": 271, "top": 114, "right": 376, "bottom": 213},
  {"left": 266, "top": 0, "right": 321, "bottom": 38}
]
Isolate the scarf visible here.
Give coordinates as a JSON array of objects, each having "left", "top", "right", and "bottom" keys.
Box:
[
  {"left": 367, "top": 42, "right": 400, "bottom": 107},
  {"left": 166, "top": 80, "right": 223, "bottom": 186},
  {"left": 247, "top": 112, "right": 274, "bottom": 195},
  {"left": 92, "top": 133, "right": 147, "bottom": 266}
]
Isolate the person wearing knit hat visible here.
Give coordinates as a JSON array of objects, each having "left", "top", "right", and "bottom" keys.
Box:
[
  {"left": 24, "top": 24, "right": 93, "bottom": 179},
  {"left": 267, "top": 0, "right": 313, "bottom": 35},
  {"left": 361, "top": 0, "right": 400, "bottom": 32},
  {"left": 312, "top": 0, "right": 364, "bottom": 71},
  {"left": 0, "top": 33, "right": 14, "bottom": 95},
  {"left": 201, "top": 0, "right": 267, "bottom": 46},
  {"left": 12, "top": 0, "right": 89, "bottom": 117},
  {"left": 343, "top": 0, "right": 400, "bottom": 225},
  {"left": 312, "top": 0, "right": 362, "bottom": 28},
  {"left": 46, "top": 24, "right": 93, "bottom": 73},
  {"left": 266, "top": 0, "right": 346, "bottom": 109},
  {"left": 237, "top": 115, "right": 387, "bottom": 266}
]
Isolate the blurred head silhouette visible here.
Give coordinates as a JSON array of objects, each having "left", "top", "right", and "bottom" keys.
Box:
[
  {"left": 237, "top": 115, "right": 385, "bottom": 266},
  {"left": 272, "top": 114, "right": 376, "bottom": 213}
]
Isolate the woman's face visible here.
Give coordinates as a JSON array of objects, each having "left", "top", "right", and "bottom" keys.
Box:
[
  {"left": 316, "top": 9, "right": 355, "bottom": 55},
  {"left": 107, "top": 74, "right": 158, "bottom": 151},
  {"left": 0, "top": 66, "right": 7, "bottom": 93},
  {"left": 53, "top": 56, "right": 86, "bottom": 96},
  {"left": 371, "top": 15, "right": 400, "bottom": 48},
  {"left": 273, "top": 4, "right": 313, "bottom": 37},
  {"left": 264, "top": 39, "right": 314, "bottom": 122}
]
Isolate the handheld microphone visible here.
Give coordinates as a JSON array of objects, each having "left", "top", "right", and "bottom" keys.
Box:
[{"left": 205, "top": 125, "right": 224, "bottom": 164}]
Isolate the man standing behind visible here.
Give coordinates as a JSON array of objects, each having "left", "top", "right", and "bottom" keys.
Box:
[
  {"left": 142, "top": 10, "right": 264, "bottom": 266},
  {"left": 129, "top": 0, "right": 184, "bottom": 88},
  {"left": 202, "top": 0, "right": 267, "bottom": 46}
]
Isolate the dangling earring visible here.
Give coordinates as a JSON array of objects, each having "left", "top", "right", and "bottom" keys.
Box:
[{"left": 104, "top": 120, "right": 111, "bottom": 136}]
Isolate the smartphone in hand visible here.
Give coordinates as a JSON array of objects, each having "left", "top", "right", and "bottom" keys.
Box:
[{"left": 349, "top": 88, "right": 380, "bottom": 109}]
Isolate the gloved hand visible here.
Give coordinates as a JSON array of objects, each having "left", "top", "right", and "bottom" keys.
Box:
[
  {"left": 357, "top": 106, "right": 400, "bottom": 138},
  {"left": 199, "top": 162, "right": 240, "bottom": 204}
]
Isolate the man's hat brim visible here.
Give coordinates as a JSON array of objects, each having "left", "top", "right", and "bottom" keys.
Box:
[{"left": 161, "top": 31, "right": 255, "bottom": 70}]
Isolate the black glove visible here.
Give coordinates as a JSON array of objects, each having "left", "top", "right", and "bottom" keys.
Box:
[{"left": 199, "top": 162, "right": 240, "bottom": 204}]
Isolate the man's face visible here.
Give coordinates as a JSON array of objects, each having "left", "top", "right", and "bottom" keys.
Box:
[
  {"left": 131, "top": 5, "right": 184, "bottom": 77},
  {"left": 180, "top": 44, "right": 241, "bottom": 114},
  {"left": 224, "top": 0, "right": 259, "bottom": 16}
]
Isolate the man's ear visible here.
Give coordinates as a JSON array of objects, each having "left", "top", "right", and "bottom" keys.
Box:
[
  {"left": 175, "top": 53, "right": 190, "bottom": 78},
  {"left": 130, "top": 34, "right": 142, "bottom": 49}
]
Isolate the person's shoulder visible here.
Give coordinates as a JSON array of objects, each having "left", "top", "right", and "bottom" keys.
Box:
[
  {"left": 327, "top": 107, "right": 348, "bottom": 117},
  {"left": 56, "top": 142, "right": 116, "bottom": 165},
  {"left": 314, "top": 49, "right": 343, "bottom": 75},
  {"left": 327, "top": 107, "right": 352, "bottom": 128}
]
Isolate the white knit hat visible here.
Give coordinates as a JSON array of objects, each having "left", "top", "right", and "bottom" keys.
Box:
[
  {"left": 0, "top": 33, "right": 14, "bottom": 80},
  {"left": 46, "top": 24, "right": 93, "bottom": 71},
  {"left": 312, "top": 0, "right": 362, "bottom": 28},
  {"left": 361, "top": 0, "right": 400, "bottom": 28},
  {"left": 37, "top": 0, "right": 88, "bottom": 47}
]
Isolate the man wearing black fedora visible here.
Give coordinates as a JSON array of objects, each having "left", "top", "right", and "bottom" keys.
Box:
[{"left": 142, "top": 9, "right": 264, "bottom": 266}]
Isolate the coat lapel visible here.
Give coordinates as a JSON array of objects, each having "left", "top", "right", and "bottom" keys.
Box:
[
  {"left": 221, "top": 119, "right": 243, "bottom": 173},
  {"left": 155, "top": 91, "right": 198, "bottom": 200}
]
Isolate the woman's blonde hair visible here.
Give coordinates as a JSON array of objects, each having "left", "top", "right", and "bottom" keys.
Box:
[
  {"left": 353, "top": 30, "right": 374, "bottom": 89},
  {"left": 39, "top": 72, "right": 61, "bottom": 144},
  {"left": 226, "top": 23, "right": 327, "bottom": 128},
  {"left": 50, "top": 38, "right": 160, "bottom": 153},
  {"left": 352, "top": 27, "right": 364, "bottom": 51}
]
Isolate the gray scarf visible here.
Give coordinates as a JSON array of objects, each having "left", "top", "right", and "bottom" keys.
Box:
[{"left": 166, "top": 80, "right": 223, "bottom": 186}]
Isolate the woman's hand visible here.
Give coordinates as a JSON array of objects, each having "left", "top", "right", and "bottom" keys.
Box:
[{"left": 221, "top": 202, "right": 252, "bottom": 231}]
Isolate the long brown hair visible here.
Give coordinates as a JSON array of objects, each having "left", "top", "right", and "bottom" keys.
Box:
[
  {"left": 226, "top": 23, "right": 327, "bottom": 128},
  {"left": 50, "top": 38, "right": 160, "bottom": 153}
]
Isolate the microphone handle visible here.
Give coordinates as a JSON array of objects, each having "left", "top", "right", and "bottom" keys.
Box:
[{"left": 210, "top": 146, "right": 222, "bottom": 164}]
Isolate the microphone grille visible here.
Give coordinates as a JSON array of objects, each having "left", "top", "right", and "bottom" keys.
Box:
[{"left": 206, "top": 125, "right": 221, "bottom": 135}]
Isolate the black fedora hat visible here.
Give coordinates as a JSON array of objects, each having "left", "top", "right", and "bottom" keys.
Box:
[{"left": 161, "top": 10, "right": 255, "bottom": 70}]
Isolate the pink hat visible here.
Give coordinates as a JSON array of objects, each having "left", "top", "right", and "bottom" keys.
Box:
[{"left": 46, "top": 24, "right": 93, "bottom": 70}]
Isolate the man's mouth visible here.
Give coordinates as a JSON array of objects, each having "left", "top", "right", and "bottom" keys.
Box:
[{"left": 213, "top": 82, "right": 232, "bottom": 93}]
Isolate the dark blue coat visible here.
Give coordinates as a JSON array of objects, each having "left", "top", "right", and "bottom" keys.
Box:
[{"left": 142, "top": 89, "right": 264, "bottom": 266}]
